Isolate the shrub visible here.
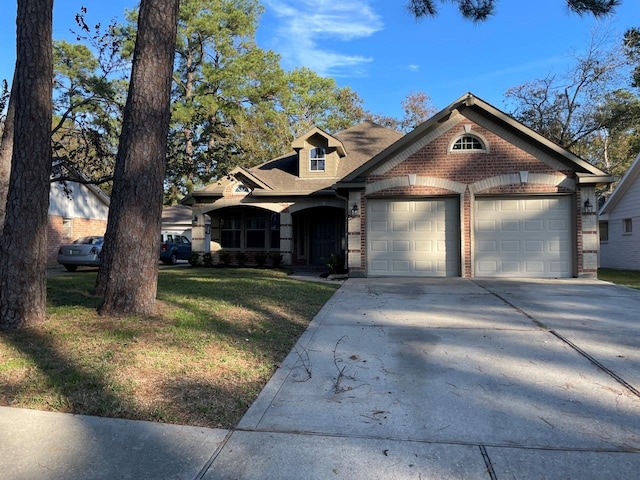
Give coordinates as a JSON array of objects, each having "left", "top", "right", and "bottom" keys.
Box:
[
  {"left": 255, "top": 251, "right": 268, "bottom": 268},
  {"left": 219, "top": 251, "right": 231, "bottom": 266},
  {"left": 202, "top": 252, "right": 214, "bottom": 267},
  {"left": 189, "top": 252, "right": 200, "bottom": 267},
  {"left": 236, "top": 251, "right": 248, "bottom": 267},
  {"left": 327, "top": 253, "right": 346, "bottom": 274},
  {"left": 270, "top": 252, "right": 283, "bottom": 268}
]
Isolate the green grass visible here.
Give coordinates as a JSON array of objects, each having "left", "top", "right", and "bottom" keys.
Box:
[
  {"left": 598, "top": 268, "right": 640, "bottom": 290},
  {"left": 0, "top": 268, "right": 338, "bottom": 428}
]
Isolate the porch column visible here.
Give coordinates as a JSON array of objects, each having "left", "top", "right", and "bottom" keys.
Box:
[
  {"left": 191, "top": 205, "right": 208, "bottom": 254},
  {"left": 580, "top": 186, "right": 598, "bottom": 278},
  {"left": 280, "top": 210, "right": 293, "bottom": 265},
  {"left": 347, "top": 191, "right": 364, "bottom": 277}
]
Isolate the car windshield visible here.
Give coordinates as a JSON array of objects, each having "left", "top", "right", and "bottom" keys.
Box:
[{"left": 73, "top": 237, "right": 104, "bottom": 246}]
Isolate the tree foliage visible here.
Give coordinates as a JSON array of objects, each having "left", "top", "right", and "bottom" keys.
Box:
[
  {"left": 159, "top": 1, "right": 370, "bottom": 201},
  {"left": 506, "top": 32, "right": 627, "bottom": 149},
  {"left": 51, "top": 39, "right": 127, "bottom": 192},
  {"left": 624, "top": 27, "right": 640, "bottom": 88},
  {"left": 407, "top": 0, "right": 620, "bottom": 21},
  {"left": 368, "top": 91, "right": 437, "bottom": 132},
  {"left": 505, "top": 30, "right": 640, "bottom": 187}
]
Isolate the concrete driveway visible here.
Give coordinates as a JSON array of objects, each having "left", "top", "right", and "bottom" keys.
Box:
[{"left": 206, "top": 277, "right": 640, "bottom": 479}]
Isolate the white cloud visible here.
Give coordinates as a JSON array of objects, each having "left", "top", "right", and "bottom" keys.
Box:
[
  {"left": 408, "top": 64, "right": 420, "bottom": 72},
  {"left": 263, "top": 0, "right": 383, "bottom": 77}
]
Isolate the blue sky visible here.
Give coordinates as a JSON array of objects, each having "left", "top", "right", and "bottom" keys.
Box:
[{"left": 1, "top": 1, "right": 638, "bottom": 119}]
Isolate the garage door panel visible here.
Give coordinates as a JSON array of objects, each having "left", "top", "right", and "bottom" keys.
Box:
[
  {"left": 501, "top": 241, "right": 519, "bottom": 252},
  {"left": 525, "top": 220, "right": 544, "bottom": 231},
  {"left": 415, "top": 240, "right": 434, "bottom": 252},
  {"left": 415, "top": 221, "right": 433, "bottom": 231},
  {"left": 392, "top": 202, "right": 410, "bottom": 213},
  {"left": 368, "top": 198, "right": 459, "bottom": 277},
  {"left": 501, "top": 220, "right": 519, "bottom": 231},
  {"left": 393, "top": 221, "right": 410, "bottom": 232},
  {"left": 525, "top": 262, "right": 545, "bottom": 273},
  {"left": 393, "top": 241, "right": 410, "bottom": 252},
  {"left": 475, "top": 196, "right": 572, "bottom": 278},
  {"left": 478, "top": 220, "right": 497, "bottom": 232}
]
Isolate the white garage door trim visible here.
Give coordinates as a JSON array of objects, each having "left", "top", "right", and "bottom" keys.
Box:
[
  {"left": 367, "top": 198, "right": 460, "bottom": 277},
  {"left": 474, "top": 196, "right": 573, "bottom": 278}
]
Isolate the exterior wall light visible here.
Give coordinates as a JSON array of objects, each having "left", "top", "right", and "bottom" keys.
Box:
[
  {"left": 583, "top": 198, "right": 593, "bottom": 214},
  {"left": 349, "top": 203, "right": 359, "bottom": 218}
]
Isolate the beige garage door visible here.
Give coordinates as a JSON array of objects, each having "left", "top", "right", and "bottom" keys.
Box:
[
  {"left": 475, "top": 196, "right": 572, "bottom": 278},
  {"left": 367, "top": 198, "right": 459, "bottom": 277}
]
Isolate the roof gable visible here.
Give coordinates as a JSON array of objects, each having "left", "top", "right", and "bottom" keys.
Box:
[
  {"left": 291, "top": 126, "right": 346, "bottom": 156},
  {"left": 600, "top": 151, "right": 640, "bottom": 214},
  {"left": 341, "top": 93, "right": 612, "bottom": 185}
]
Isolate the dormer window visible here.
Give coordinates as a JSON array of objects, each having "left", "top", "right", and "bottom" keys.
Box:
[
  {"left": 309, "top": 147, "right": 326, "bottom": 172},
  {"left": 451, "top": 134, "right": 485, "bottom": 151}
]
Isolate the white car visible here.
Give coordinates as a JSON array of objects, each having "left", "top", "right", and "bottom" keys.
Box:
[{"left": 56, "top": 236, "right": 104, "bottom": 272}]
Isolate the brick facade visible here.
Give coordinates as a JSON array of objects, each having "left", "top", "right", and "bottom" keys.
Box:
[
  {"left": 347, "top": 118, "right": 596, "bottom": 278},
  {"left": 47, "top": 216, "right": 107, "bottom": 264}
]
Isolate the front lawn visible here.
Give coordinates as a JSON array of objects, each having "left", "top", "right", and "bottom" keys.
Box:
[
  {"left": 0, "top": 268, "right": 338, "bottom": 428},
  {"left": 598, "top": 268, "right": 640, "bottom": 290}
]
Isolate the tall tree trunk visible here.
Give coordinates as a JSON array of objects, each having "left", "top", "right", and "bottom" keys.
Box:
[
  {"left": 0, "top": 0, "right": 53, "bottom": 330},
  {"left": 96, "top": 0, "right": 179, "bottom": 316},
  {"left": 0, "top": 71, "right": 17, "bottom": 230}
]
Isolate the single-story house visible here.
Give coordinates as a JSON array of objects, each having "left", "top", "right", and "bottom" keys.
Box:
[
  {"left": 161, "top": 204, "right": 195, "bottom": 240},
  {"left": 599, "top": 151, "right": 640, "bottom": 270},
  {"left": 47, "top": 180, "right": 110, "bottom": 263},
  {"left": 185, "top": 93, "right": 613, "bottom": 278}
]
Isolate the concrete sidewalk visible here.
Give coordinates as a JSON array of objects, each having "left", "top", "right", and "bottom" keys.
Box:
[{"left": 1, "top": 278, "right": 639, "bottom": 479}]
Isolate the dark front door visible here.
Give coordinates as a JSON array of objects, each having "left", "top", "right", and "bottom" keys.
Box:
[{"left": 310, "top": 217, "right": 338, "bottom": 265}]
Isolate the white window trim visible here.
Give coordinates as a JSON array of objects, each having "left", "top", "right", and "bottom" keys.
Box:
[
  {"left": 623, "top": 218, "right": 633, "bottom": 235},
  {"left": 309, "top": 147, "right": 326, "bottom": 172},
  {"left": 448, "top": 133, "right": 489, "bottom": 153}
]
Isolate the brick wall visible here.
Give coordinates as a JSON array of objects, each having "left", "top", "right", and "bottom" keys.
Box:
[
  {"left": 47, "top": 216, "right": 107, "bottom": 264},
  {"left": 350, "top": 120, "right": 585, "bottom": 277}
]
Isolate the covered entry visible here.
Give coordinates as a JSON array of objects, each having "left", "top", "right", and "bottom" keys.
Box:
[
  {"left": 367, "top": 198, "right": 460, "bottom": 277},
  {"left": 474, "top": 196, "right": 572, "bottom": 277},
  {"left": 293, "top": 206, "right": 344, "bottom": 266}
]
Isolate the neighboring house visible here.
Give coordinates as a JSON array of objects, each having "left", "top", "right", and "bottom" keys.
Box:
[
  {"left": 161, "top": 204, "right": 194, "bottom": 240},
  {"left": 599, "top": 151, "right": 640, "bottom": 270},
  {"left": 47, "top": 180, "right": 110, "bottom": 263},
  {"left": 185, "top": 93, "right": 612, "bottom": 278}
]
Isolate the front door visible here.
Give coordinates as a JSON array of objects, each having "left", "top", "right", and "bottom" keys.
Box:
[{"left": 310, "top": 217, "right": 338, "bottom": 265}]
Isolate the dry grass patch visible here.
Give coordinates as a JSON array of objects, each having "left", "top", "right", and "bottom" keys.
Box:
[{"left": 0, "top": 268, "right": 338, "bottom": 428}]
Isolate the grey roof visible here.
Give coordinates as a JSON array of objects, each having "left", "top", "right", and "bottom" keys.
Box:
[
  {"left": 240, "top": 121, "right": 403, "bottom": 195},
  {"left": 162, "top": 204, "right": 192, "bottom": 223}
]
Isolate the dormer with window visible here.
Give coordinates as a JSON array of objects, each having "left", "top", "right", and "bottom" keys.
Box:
[
  {"left": 292, "top": 127, "right": 347, "bottom": 179},
  {"left": 309, "top": 147, "right": 326, "bottom": 172}
]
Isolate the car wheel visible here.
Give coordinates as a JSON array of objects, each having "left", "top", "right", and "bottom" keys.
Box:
[
  {"left": 63, "top": 265, "right": 78, "bottom": 272},
  {"left": 170, "top": 253, "right": 178, "bottom": 265}
]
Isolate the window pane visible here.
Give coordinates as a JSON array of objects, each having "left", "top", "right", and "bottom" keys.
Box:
[
  {"left": 221, "top": 214, "right": 242, "bottom": 248},
  {"left": 245, "top": 215, "right": 266, "bottom": 248},
  {"left": 452, "top": 135, "right": 484, "bottom": 151},
  {"left": 599, "top": 221, "right": 608, "bottom": 242},
  {"left": 221, "top": 231, "right": 240, "bottom": 248},
  {"left": 309, "top": 147, "right": 326, "bottom": 171}
]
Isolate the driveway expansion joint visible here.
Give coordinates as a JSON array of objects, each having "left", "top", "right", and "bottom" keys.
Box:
[{"left": 549, "top": 330, "right": 640, "bottom": 398}]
